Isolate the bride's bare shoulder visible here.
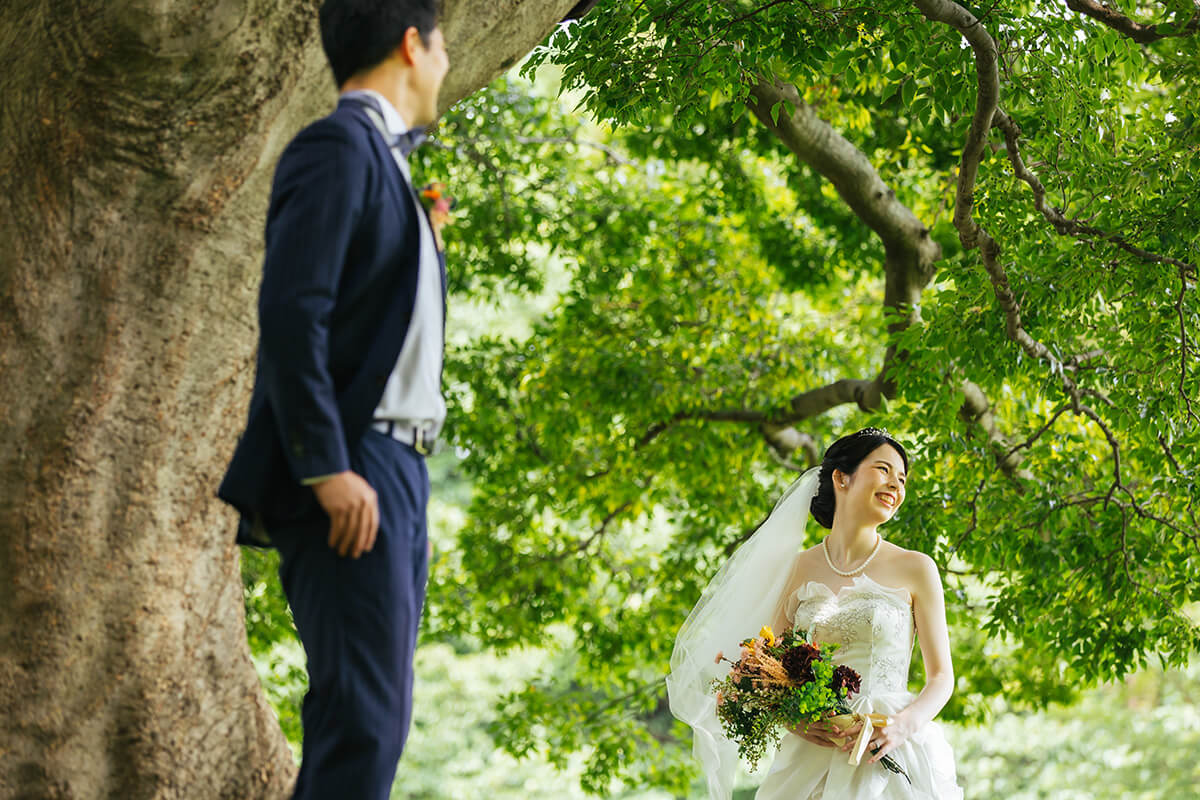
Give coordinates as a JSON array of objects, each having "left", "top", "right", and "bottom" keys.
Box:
[
  {"left": 888, "top": 542, "right": 937, "bottom": 564},
  {"left": 798, "top": 539, "right": 823, "bottom": 555},
  {"left": 794, "top": 542, "right": 825, "bottom": 562},
  {"left": 881, "top": 542, "right": 941, "bottom": 589},
  {"left": 780, "top": 545, "right": 823, "bottom": 586}
]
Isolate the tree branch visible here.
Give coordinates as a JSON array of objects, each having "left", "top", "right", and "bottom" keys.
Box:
[
  {"left": 921, "top": 6, "right": 1001, "bottom": 247},
  {"left": 914, "top": 0, "right": 1089, "bottom": 392},
  {"left": 1003, "top": 402, "right": 1071, "bottom": 462},
  {"left": 1158, "top": 433, "right": 1183, "bottom": 473},
  {"left": 779, "top": 377, "right": 881, "bottom": 421},
  {"left": 950, "top": 477, "right": 988, "bottom": 553},
  {"left": 438, "top": 0, "right": 594, "bottom": 111},
  {"left": 1063, "top": 0, "right": 1200, "bottom": 44},
  {"left": 760, "top": 424, "right": 819, "bottom": 469},
  {"left": 635, "top": 408, "right": 766, "bottom": 447},
  {"left": 992, "top": 110, "right": 1198, "bottom": 281},
  {"left": 635, "top": 377, "right": 877, "bottom": 449},
  {"left": 1175, "top": 262, "right": 1200, "bottom": 425},
  {"left": 745, "top": 78, "right": 943, "bottom": 281},
  {"left": 498, "top": 498, "right": 636, "bottom": 579},
  {"left": 959, "top": 379, "right": 1035, "bottom": 480}
]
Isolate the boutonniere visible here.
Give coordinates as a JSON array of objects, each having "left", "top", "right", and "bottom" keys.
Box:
[{"left": 419, "top": 181, "right": 455, "bottom": 251}]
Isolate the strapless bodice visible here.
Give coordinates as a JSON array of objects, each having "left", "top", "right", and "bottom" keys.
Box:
[{"left": 785, "top": 574, "right": 915, "bottom": 695}]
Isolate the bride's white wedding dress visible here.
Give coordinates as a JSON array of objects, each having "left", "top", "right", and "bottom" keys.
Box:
[{"left": 756, "top": 574, "right": 963, "bottom": 800}]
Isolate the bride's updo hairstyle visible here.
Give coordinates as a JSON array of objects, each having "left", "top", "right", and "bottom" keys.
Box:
[{"left": 810, "top": 427, "right": 909, "bottom": 529}]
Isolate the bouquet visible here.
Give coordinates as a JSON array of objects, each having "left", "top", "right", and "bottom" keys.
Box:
[{"left": 711, "top": 626, "right": 908, "bottom": 781}]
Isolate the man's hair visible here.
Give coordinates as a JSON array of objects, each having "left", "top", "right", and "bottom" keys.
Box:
[{"left": 319, "top": 0, "right": 440, "bottom": 88}]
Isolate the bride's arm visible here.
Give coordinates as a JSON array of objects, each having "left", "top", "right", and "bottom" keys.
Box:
[
  {"left": 770, "top": 554, "right": 805, "bottom": 638},
  {"left": 870, "top": 553, "right": 954, "bottom": 763},
  {"left": 770, "top": 590, "right": 793, "bottom": 641}
]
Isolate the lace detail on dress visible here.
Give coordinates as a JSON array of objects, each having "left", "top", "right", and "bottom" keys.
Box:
[
  {"left": 807, "top": 595, "right": 875, "bottom": 648},
  {"left": 869, "top": 598, "right": 914, "bottom": 693},
  {"left": 786, "top": 575, "right": 915, "bottom": 695}
]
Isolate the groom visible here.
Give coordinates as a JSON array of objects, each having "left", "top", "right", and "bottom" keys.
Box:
[{"left": 217, "top": 1, "right": 449, "bottom": 797}]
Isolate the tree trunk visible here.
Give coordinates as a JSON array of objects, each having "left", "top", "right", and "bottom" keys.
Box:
[{"left": 0, "top": 1, "right": 581, "bottom": 797}]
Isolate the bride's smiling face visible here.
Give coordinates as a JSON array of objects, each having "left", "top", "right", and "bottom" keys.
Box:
[{"left": 834, "top": 444, "right": 907, "bottom": 525}]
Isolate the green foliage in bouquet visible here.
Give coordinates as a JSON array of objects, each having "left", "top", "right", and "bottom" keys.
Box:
[{"left": 776, "top": 658, "right": 838, "bottom": 725}]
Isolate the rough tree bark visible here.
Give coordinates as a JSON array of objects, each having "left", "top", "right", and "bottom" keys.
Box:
[{"left": 0, "top": 1, "right": 582, "bottom": 797}]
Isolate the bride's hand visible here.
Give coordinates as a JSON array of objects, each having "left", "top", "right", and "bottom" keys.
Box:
[
  {"left": 833, "top": 720, "right": 865, "bottom": 752},
  {"left": 866, "top": 715, "right": 916, "bottom": 764},
  {"left": 787, "top": 720, "right": 839, "bottom": 748}
]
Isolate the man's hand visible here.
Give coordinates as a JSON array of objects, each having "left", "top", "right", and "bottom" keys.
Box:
[{"left": 310, "top": 471, "right": 379, "bottom": 558}]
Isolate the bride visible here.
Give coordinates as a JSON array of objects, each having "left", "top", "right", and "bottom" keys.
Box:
[{"left": 667, "top": 428, "right": 963, "bottom": 799}]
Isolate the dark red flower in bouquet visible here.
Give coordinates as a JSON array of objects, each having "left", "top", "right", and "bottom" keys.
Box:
[
  {"left": 830, "top": 664, "right": 862, "bottom": 696},
  {"left": 781, "top": 642, "right": 821, "bottom": 683}
]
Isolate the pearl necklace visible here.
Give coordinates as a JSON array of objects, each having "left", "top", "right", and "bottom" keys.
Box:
[{"left": 823, "top": 534, "right": 882, "bottom": 577}]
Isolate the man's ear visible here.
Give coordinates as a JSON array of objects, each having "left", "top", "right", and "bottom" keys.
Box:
[{"left": 396, "top": 26, "right": 423, "bottom": 65}]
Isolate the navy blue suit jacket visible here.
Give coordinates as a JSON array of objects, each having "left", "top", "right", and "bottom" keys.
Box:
[{"left": 218, "top": 99, "right": 445, "bottom": 545}]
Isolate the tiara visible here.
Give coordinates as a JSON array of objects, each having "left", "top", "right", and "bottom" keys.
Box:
[{"left": 857, "top": 426, "right": 892, "bottom": 438}]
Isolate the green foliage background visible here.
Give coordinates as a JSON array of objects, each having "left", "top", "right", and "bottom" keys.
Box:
[{"left": 244, "top": 0, "right": 1199, "bottom": 795}]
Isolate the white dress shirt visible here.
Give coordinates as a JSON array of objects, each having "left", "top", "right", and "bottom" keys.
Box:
[{"left": 343, "top": 89, "right": 446, "bottom": 441}]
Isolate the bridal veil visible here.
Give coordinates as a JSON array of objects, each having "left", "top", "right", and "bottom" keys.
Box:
[{"left": 666, "top": 467, "right": 821, "bottom": 800}]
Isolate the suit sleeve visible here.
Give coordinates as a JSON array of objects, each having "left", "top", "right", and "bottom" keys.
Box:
[{"left": 256, "top": 119, "right": 368, "bottom": 483}]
